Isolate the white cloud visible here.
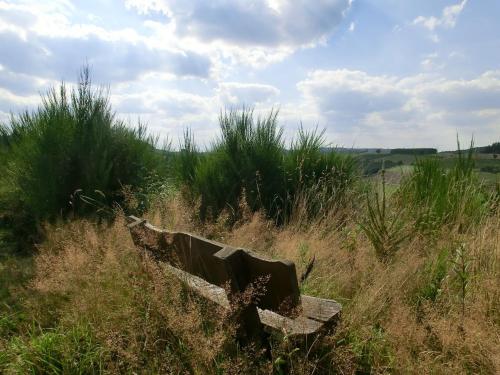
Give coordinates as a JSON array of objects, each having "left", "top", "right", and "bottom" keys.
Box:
[
  {"left": 413, "top": 0, "right": 467, "bottom": 31},
  {"left": 0, "top": 0, "right": 212, "bottom": 90},
  {"left": 0, "top": 0, "right": 498, "bottom": 151},
  {"left": 296, "top": 68, "right": 500, "bottom": 149},
  {"left": 217, "top": 82, "right": 280, "bottom": 107},
  {"left": 125, "top": 0, "right": 352, "bottom": 66},
  {"left": 420, "top": 52, "right": 445, "bottom": 71},
  {"left": 127, "top": 0, "right": 350, "bottom": 47}
]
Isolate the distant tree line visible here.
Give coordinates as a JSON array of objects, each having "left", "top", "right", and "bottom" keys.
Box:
[
  {"left": 390, "top": 148, "right": 437, "bottom": 155},
  {"left": 479, "top": 142, "right": 500, "bottom": 154}
]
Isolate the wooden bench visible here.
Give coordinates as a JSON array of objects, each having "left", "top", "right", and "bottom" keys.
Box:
[{"left": 126, "top": 215, "right": 341, "bottom": 342}]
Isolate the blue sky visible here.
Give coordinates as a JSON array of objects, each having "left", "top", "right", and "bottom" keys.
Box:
[{"left": 0, "top": 0, "right": 499, "bottom": 149}]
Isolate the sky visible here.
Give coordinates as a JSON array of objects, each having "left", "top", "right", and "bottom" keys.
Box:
[{"left": 0, "top": 0, "right": 499, "bottom": 150}]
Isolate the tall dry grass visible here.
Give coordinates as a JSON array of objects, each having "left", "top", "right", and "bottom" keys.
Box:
[
  {"left": 1, "top": 186, "right": 498, "bottom": 373},
  {"left": 23, "top": 216, "right": 253, "bottom": 374},
  {"left": 225, "top": 209, "right": 499, "bottom": 373},
  {"left": 128, "top": 190, "right": 500, "bottom": 373}
]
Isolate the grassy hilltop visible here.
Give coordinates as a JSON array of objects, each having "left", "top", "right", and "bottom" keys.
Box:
[{"left": 0, "top": 75, "right": 499, "bottom": 374}]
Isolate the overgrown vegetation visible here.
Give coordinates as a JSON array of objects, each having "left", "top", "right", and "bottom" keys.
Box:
[
  {"left": 360, "top": 170, "right": 409, "bottom": 261},
  {"left": 1, "top": 70, "right": 499, "bottom": 374},
  {"left": 399, "top": 141, "right": 489, "bottom": 231},
  {"left": 0, "top": 68, "right": 166, "bottom": 249},
  {"left": 177, "top": 109, "right": 359, "bottom": 225}
]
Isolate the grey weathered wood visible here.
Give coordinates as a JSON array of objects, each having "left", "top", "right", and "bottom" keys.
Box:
[
  {"left": 160, "top": 262, "right": 324, "bottom": 337},
  {"left": 126, "top": 215, "right": 341, "bottom": 338}
]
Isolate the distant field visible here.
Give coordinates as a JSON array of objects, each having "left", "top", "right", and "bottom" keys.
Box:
[{"left": 358, "top": 151, "right": 499, "bottom": 187}]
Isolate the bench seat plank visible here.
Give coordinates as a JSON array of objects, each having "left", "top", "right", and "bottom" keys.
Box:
[
  {"left": 301, "top": 295, "right": 341, "bottom": 323},
  {"left": 160, "top": 262, "right": 327, "bottom": 336},
  {"left": 163, "top": 263, "right": 230, "bottom": 309}
]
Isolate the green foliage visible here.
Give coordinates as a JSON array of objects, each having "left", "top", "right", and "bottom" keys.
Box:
[
  {"left": 360, "top": 170, "right": 409, "bottom": 261},
  {"left": 451, "top": 243, "right": 471, "bottom": 317},
  {"left": 195, "top": 108, "right": 286, "bottom": 221},
  {"left": 348, "top": 324, "right": 395, "bottom": 373},
  {"left": 0, "top": 67, "right": 166, "bottom": 238},
  {"left": 178, "top": 109, "right": 359, "bottom": 224},
  {"left": 283, "top": 127, "right": 359, "bottom": 224},
  {"left": 1, "top": 324, "right": 106, "bottom": 374},
  {"left": 399, "top": 140, "right": 489, "bottom": 230},
  {"left": 176, "top": 128, "right": 199, "bottom": 189},
  {"left": 415, "top": 248, "right": 449, "bottom": 304},
  {"left": 479, "top": 142, "right": 500, "bottom": 154}
]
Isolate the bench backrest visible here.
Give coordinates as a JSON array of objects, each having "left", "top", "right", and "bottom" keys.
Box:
[{"left": 127, "top": 216, "right": 300, "bottom": 315}]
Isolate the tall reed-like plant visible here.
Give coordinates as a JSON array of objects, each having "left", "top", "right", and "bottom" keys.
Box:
[
  {"left": 399, "top": 140, "right": 488, "bottom": 230},
  {"left": 0, "top": 67, "right": 165, "bottom": 236},
  {"left": 180, "top": 109, "right": 359, "bottom": 225},
  {"left": 190, "top": 108, "right": 286, "bottom": 221},
  {"left": 360, "top": 169, "right": 409, "bottom": 261},
  {"left": 284, "top": 127, "right": 359, "bottom": 225},
  {"left": 176, "top": 128, "right": 199, "bottom": 188}
]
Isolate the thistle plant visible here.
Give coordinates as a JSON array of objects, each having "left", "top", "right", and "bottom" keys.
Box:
[
  {"left": 451, "top": 243, "right": 471, "bottom": 318},
  {"left": 360, "top": 169, "right": 409, "bottom": 261}
]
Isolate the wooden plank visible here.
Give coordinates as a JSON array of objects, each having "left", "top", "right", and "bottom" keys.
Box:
[
  {"left": 258, "top": 309, "right": 323, "bottom": 336},
  {"left": 162, "top": 263, "right": 230, "bottom": 309},
  {"left": 159, "top": 261, "right": 327, "bottom": 336},
  {"left": 301, "top": 295, "right": 341, "bottom": 323}
]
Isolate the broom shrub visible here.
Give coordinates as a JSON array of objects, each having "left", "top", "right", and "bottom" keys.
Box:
[{"left": 0, "top": 68, "right": 166, "bottom": 242}]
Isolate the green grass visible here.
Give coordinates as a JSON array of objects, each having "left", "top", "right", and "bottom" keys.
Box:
[
  {"left": 0, "top": 323, "right": 106, "bottom": 374},
  {"left": 360, "top": 170, "right": 409, "bottom": 261},
  {"left": 398, "top": 143, "right": 490, "bottom": 230}
]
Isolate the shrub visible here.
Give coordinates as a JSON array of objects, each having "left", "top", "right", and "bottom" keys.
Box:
[
  {"left": 284, "top": 127, "right": 359, "bottom": 224},
  {"left": 360, "top": 170, "right": 409, "bottom": 261},
  {"left": 176, "top": 128, "right": 199, "bottom": 191},
  {"left": 0, "top": 68, "right": 166, "bottom": 239},
  {"left": 399, "top": 141, "right": 489, "bottom": 230},
  {"left": 179, "top": 109, "right": 359, "bottom": 224}
]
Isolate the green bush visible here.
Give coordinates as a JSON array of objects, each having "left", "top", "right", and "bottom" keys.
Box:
[
  {"left": 191, "top": 109, "right": 286, "bottom": 221},
  {"left": 0, "top": 68, "right": 166, "bottom": 237},
  {"left": 178, "top": 109, "right": 359, "bottom": 224},
  {"left": 399, "top": 142, "right": 489, "bottom": 229},
  {"left": 176, "top": 128, "right": 200, "bottom": 190},
  {"left": 283, "top": 127, "right": 359, "bottom": 224}
]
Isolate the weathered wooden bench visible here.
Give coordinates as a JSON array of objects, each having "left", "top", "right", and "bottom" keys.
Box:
[{"left": 126, "top": 215, "right": 341, "bottom": 342}]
